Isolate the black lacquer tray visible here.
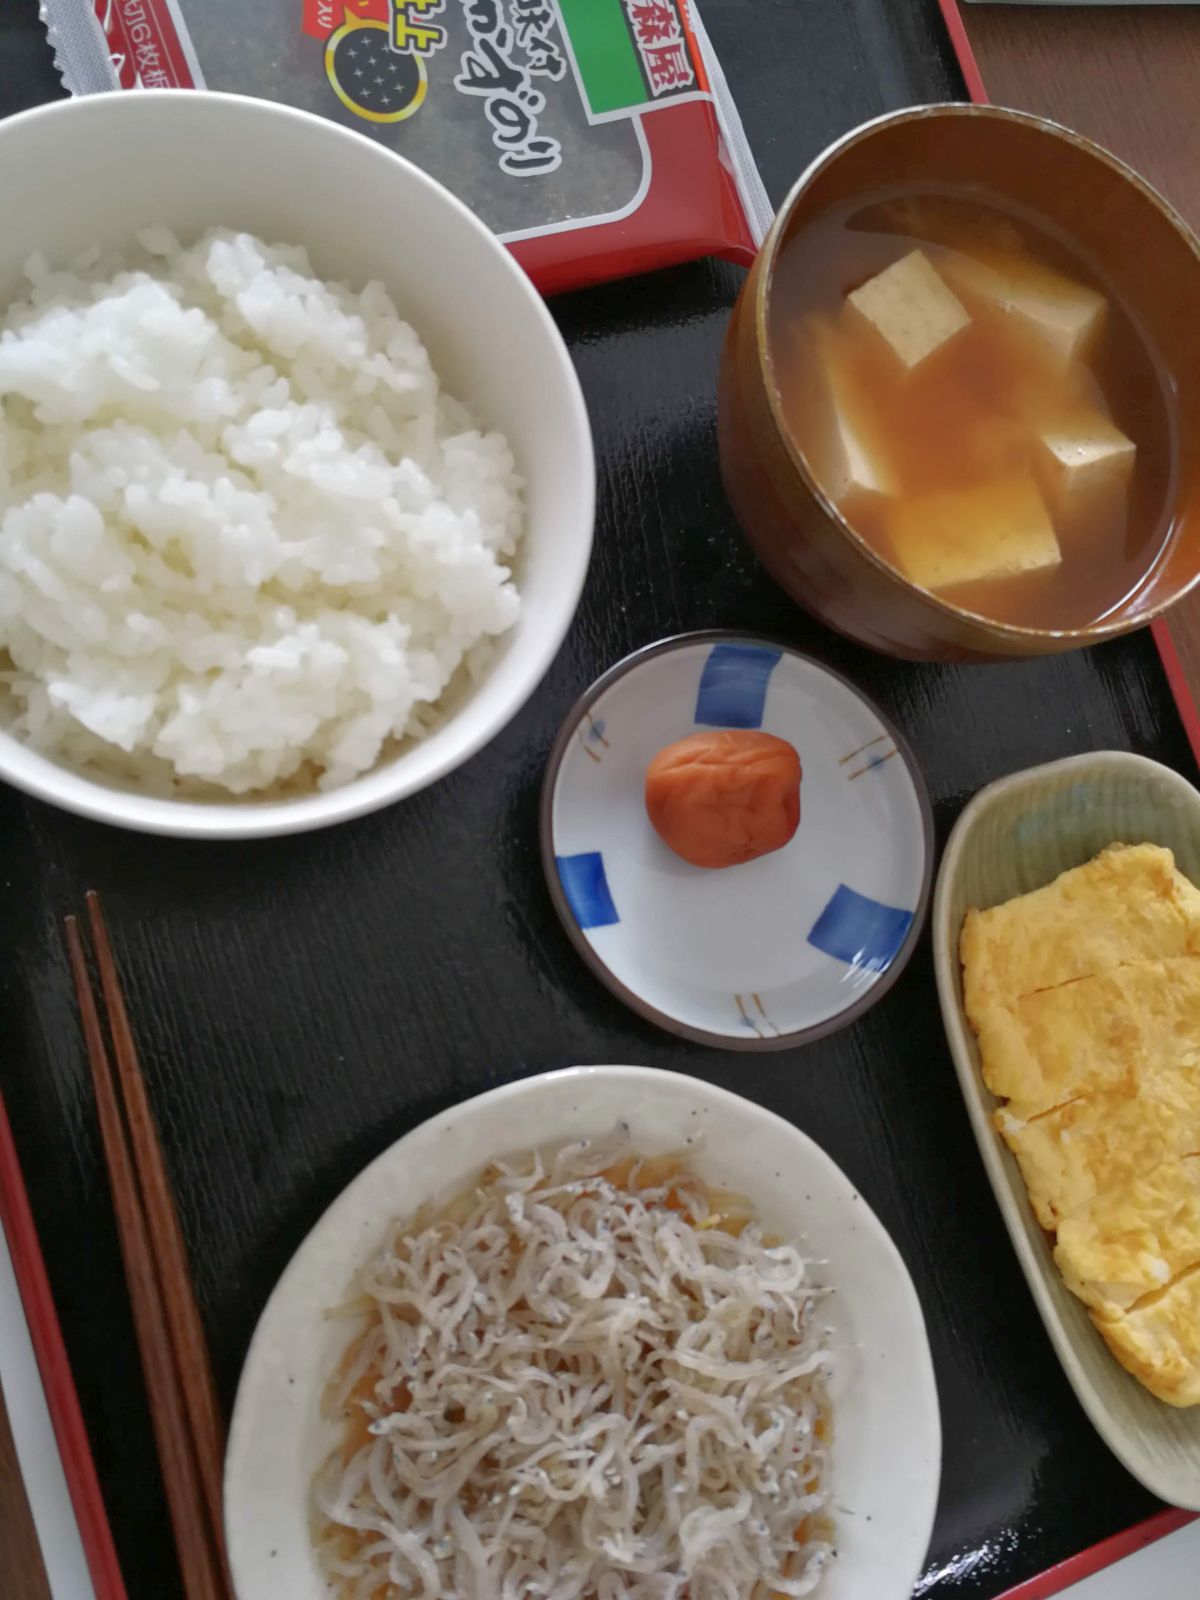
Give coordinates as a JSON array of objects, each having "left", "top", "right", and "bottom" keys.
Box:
[{"left": 0, "top": 1, "right": 1192, "bottom": 1595}]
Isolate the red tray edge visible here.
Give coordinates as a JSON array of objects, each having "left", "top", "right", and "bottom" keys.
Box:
[
  {"left": 991, "top": 1506, "right": 1196, "bottom": 1600},
  {"left": 933, "top": 14, "right": 1200, "bottom": 1596},
  {"left": 0, "top": 1090, "right": 129, "bottom": 1600}
]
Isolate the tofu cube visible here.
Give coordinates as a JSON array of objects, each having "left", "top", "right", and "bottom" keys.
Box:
[
  {"left": 885, "top": 475, "right": 1061, "bottom": 592},
  {"left": 1034, "top": 408, "right": 1136, "bottom": 518},
  {"left": 941, "top": 249, "right": 1106, "bottom": 365},
  {"left": 802, "top": 318, "right": 897, "bottom": 503},
  {"left": 845, "top": 250, "right": 971, "bottom": 370}
]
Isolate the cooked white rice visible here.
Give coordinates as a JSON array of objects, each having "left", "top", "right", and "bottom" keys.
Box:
[{"left": 0, "top": 229, "right": 523, "bottom": 796}]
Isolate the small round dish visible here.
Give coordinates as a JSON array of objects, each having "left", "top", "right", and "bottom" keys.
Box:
[
  {"left": 540, "top": 632, "right": 933, "bottom": 1049},
  {"left": 224, "top": 1065, "right": 941, "bottom": 1600}
]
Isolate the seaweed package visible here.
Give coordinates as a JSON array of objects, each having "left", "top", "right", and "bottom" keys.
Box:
[{"left": 42, "top": 0, "right": 772, "bottom": 293}]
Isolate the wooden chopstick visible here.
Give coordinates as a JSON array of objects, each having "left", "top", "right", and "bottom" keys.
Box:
[
  {"left": 84, "top": 894, "right": 228, "bottom": 1543},
  {"left": 65, "top": 904, "right": 231, "bottom": 1600}
]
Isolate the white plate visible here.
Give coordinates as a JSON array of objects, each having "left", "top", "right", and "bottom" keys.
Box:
[
  {"left": 224, "top": 1065, "right": 941, "bottom": 1600},
  {"left": 540, "top": 634, "right": 933, "bottom": 1048},
  {"left": 933, "top": 751, "right": 1200, "bottom": 1509}
]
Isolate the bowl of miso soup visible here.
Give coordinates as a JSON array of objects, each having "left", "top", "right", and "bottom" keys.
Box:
[{"left": 718, "top": 104, "right": 1200, "bottom": 660}]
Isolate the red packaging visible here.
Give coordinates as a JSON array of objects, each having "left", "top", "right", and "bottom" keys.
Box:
[{"left": 41, "top": 0, "right": 772, "bottom": 294}]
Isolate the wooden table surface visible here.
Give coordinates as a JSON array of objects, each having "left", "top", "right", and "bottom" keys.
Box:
[{"left": 0, "top": 1380, "right": 52, "bottom": 1600}]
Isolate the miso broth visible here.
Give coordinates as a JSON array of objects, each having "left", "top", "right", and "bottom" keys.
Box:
[{"left": 769, "top": 189, "right": 1177, "bottom": 629}]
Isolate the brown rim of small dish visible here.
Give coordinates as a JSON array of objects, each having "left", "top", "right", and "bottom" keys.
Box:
[
  {"left": 753, "top": 102, "right": 1200, "bottom": 644},
  {"left": 538, "top": 630, "right": 936, "bottom": 1052}
]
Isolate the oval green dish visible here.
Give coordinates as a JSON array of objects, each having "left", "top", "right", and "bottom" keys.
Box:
[{"left": 933, "top": 751, "right": 1200, "bottom": 1510}]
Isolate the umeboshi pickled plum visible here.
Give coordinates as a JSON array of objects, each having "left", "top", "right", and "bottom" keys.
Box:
[{"left": 644, "top": 730, "right": 802, "bottom": 870}]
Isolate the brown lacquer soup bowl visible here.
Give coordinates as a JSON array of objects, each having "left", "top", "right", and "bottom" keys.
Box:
[{"left": 718, "top": 104, "right": 1200, "bottom": 661}]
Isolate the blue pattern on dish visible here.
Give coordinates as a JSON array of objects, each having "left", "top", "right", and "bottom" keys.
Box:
[
  {"left": 556, "top": 852, "right": 620, "bottom": 930},
  {"left": 808, "top": 884, "right": 914, "bottom": 972},
  {"left": 839, "top": 734, "right": 898, "bottom": 781},
  {"left": 851, "top": 750, "right": 897, "bottom": 779},
  {"left": 735, "top": 992, "right": 781, "bottom": 1038},
  {"left": 694, "top": 643, "right": 782, "bottom": 729}
]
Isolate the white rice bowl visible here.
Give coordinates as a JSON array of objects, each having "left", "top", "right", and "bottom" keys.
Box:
[{"left": 0, "top": 228, "right": 524, "bottom": 797}]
